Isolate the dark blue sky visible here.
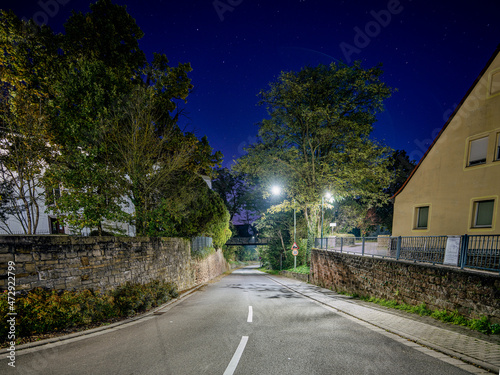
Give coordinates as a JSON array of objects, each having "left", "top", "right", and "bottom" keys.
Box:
[{"left": 4, "top": 0, "right": 500, "bottom": 166}]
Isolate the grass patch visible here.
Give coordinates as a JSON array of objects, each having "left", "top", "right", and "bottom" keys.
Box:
[
  {"left": 258, "top": 267, "right": 280, "bottom": 275},
  {"left": 0, "top": 280, "right": 178, "bottom": 346},
  {"left": 358, "top": 296, "right": 500, "bottom": 335},
  {"left": 284, "top": 265, "right": 310, "bottom": 275},
  {"left": 191, "top": 246, "right": 216, "bottom": 260}
]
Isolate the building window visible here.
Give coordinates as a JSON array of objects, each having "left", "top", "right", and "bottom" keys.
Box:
[
  {"left": 472, "top": 200, "right": 495, "bottom": 228},
  {"left": 468, "top": 137, "right": 488, "bottom": 166},
  {"left": 415, "top": 206, "right": 429, "bottom": 229},
  {"left": 490, "top": 71, "right": 500, "bottom": 96},
  {"left": 49, "top": 217, "right": 65, "bottom": 234}
]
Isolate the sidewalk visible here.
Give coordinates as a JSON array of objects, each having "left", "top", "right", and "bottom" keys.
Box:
[{"left": 268, "top": 274, "right": 500, "bottom": 375}]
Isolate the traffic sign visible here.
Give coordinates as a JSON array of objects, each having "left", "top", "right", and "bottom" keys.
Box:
[
  {"left": 291, "top": 242, "right": 299, "bottom": 250},
  {"left": 292, "top": 249, "right": 299, "bottom": 256}
]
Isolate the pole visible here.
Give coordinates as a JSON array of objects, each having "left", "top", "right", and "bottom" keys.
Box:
[
  {"left": 293, "top": 198, "right": 296, "bottom": 244},
  {"left": 321, "top": 196, "right": 324, "bottom": 249},
  {"left": 293, "top": 197, "right": 297, "bottom": 270}
]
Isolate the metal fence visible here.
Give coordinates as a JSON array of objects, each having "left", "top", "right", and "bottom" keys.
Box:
[
  {"left": 192, "top": 236, "right": 213, "bottom": 254},
  {"left": 315, "top": 237, "right": 389, "bottom": 257},
  {"left": 460, "top": 234, "right": 500, "bottom": 273},
  {"left": 315, "top": 234, "right": 500, "bottom": 273},
  {"left": 389, "top": 236, "right": 447, "bottom": 264}
]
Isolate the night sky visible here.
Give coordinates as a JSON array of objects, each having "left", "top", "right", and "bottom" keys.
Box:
[{"left": 4, "top": 0, "right": 500, "bottom": 167}]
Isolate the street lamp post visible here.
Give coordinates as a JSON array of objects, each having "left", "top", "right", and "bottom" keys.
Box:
[
  {"left": 272, "top": 186, "right": 297, "bottom": 267},
  {"left": 293, "top": 198, "right": 296, "bottom": 244},
  {"left": 272, "top": 186, "right": 296, "bottom": 242},
  {"left": 321, "top": 192, "right": 332, "bottom": 249}
]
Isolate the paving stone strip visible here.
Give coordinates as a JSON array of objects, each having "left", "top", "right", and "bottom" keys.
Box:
[{"left": 270, "top": 276, "right": 500, "bottom": 374}]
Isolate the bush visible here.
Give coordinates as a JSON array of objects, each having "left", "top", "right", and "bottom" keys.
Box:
[
  {"left": 0, "top": 280, "right": 178, "bottom": 344},
  {"left": 112, "top": 280, "right": 177, "bottom": 316}
]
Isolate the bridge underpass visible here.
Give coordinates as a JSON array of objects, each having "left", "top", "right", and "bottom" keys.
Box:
[{"left": 225, "top": 237, "right": 270, "bottom": 246}]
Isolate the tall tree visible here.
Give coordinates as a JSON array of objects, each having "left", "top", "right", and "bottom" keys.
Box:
[
  {"left": 0, "top": 10, "right": 58, "bottom": 234},
  {"left": 62, "top": 0, "right": 146, "bottom": 77},
  {"left": 44, "top": 0, "right": 147, "bottom": 234},
  {"left": 45, "top": 58, "right": 129, "bottom": 234},
  {"left": 212, "top": 167, "right": 250, "bottom": 222},
  {"left": 236, "top": 62, "right": 394, "bottom": 245},
  {"left": 375, "top": 150, "right": 416, "bottom": 232},
  {"left": 108, "top": 77, "right": 222, "bottom": 236}
]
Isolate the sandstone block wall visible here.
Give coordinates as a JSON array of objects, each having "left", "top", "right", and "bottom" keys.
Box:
[
  {"left": 310, "top": 249, "right": 500, "bottom": 323},
  {"left": 0, "top": 236, "right": 229, "bottom": 293}
]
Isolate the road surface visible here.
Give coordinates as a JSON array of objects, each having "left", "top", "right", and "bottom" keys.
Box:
[{"left": 2, "top": 267, "right": 473, "bottom": 374}]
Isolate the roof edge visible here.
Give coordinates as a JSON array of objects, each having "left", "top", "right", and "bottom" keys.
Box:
[{"left": 392, "top": 44, "right": 500, "bottom": 200}]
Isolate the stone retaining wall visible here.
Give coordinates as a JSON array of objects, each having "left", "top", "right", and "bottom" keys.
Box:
[
  {"left": 310, "top": 249, "right": 500, "bottom": 323},
  {"left": 0, "top": 236, "right": 229, "bottom": 293}
]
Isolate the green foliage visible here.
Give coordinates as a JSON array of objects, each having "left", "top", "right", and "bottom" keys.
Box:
[
  {"left": 0, "top": 288, "right": 118, "bottom": 338},
  {"left": 375, "top": 150, "right": 416, "bottom": 232},
  {"left": 236, "top": 246, "right": 259, "bottom": 261},
  {"left": 0, "top": 10, "right": 58, "bottom": 234},
  {"left": 2, "top": 4, "right": 224, "bottom": 236},
  {"left": 285, "top": 264, "right": 310, "bottom": 274},
  {"left": 112, "top": 280, "right": 177, "bottom": 316},
  {"left": 191, "top": 246, "right": 216, "bottom": 260},
  {"left": 135, "top": 173, "right": 231, "bottom": 247},
  {"left": 257, "top": 267, "right": 280, "bottom": 275},
  {"left": 222, "top": 245, "right": 237, "bottom": 262},
  {"left": 45, "top": 57, "right": 130, "bottom": 234},
  {"left": 235, "top": 61, "right": 395, "bottom": 245},
  {"left": 360, "top": 296, "right": 499, "bottom": 335},
  {"left": 212, "top": 167, "right": 252, "bottom": 222},
  {"left": 0, "top": 281, "right": 178, "bottom": 342},
  {"left": 62, "top": 0, "right": 146, "bottom": 76}
]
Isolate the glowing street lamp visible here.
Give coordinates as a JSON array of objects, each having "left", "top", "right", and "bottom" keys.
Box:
[{"left": 271, "top": 185, "right": 296, "bottom": 248}]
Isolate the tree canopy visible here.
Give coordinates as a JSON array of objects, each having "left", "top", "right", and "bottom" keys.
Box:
[
  {"left": 0, "top": 10, "right": 58, "bottom": 234},
  {"left": 0, "top": 1, "right": 228, "bottom": 239},
  {"left": 236, "top": 62, "right": 395, "bottom": 243}
]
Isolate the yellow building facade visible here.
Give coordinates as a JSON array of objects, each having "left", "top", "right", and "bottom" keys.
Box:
[{"left": 393, "top": 46, "right": 500, "bottom": 236}]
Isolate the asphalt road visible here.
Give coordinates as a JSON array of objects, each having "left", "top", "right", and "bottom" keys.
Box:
[{"left": 2, "top": 267, "right": 473, "bottom": 375}]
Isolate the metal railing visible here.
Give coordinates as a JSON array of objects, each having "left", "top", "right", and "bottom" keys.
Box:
[
  {"left": 315, "top": 237, "right": 388, "bottom": 257},
  {"left": 315, "top": 234, "right": 500, "bottom": 273},
  {"left": 390, "top": 236, "right": 447, "bottom": 264},
  {"left": 460, "top": 234, "right": 500, "bottom": 273}
]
